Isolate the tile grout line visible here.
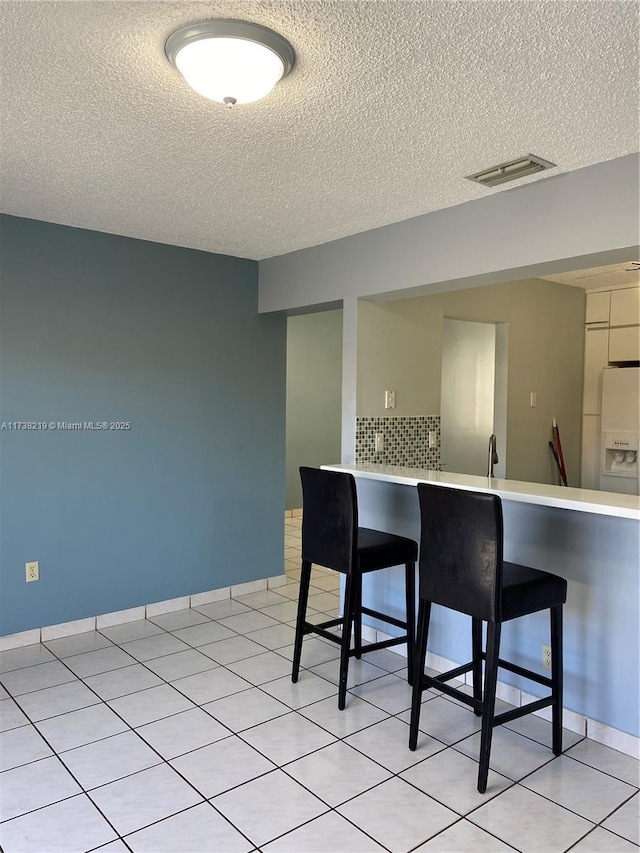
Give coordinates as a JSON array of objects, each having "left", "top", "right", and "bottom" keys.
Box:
[
  {"left": 1, "top": 629, "right": 282, "bottom": 850},
  {"left": 4, "top": 649, "right": 635, "bottom": 850},
  {"left": 2, "top": 560, "right": 639, "bottom": 852}
]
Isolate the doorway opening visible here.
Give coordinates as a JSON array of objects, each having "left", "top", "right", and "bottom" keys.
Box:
[
  {"left": 285, "top": 309, "right": 343, "bottom": 510},
  {"left": 439, "top": 318, "right": 508, "bottom": 477}
]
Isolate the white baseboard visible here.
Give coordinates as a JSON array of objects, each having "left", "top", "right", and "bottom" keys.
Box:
[
  {"left": 0, "top": 573, "right": 284, "bottom": 652},
  {"left": 97, "top": 606, "right": 146, "bottom": 628},
  {"left": 146, "top": 596, "right": 190, "bottom": 618},
  {"left": 41, "top": 617, "right": 96, "bottom": 641},
  {"left": 0, "top": 628, "right": 40, "bottom": 652},
  {"left": 231, "top": 578, "right": 268, "bottom": 597},
  {"left": 191, "top": 587, "right": 230, "bottom": 606},
  {"left": 361, "top": 625, "right": 377, "bottom": 644},
  {"left": 587, "top": 718, "right": 640, "bottom": 759}
]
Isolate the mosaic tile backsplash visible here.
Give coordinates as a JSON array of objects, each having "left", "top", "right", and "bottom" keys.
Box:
[{"left": 356, "top": 416, "right": 441, "bottom": 469}]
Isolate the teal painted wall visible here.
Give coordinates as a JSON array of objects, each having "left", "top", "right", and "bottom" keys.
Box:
[
  {"left": 285, "top": 310, "right": 343, "bottom": 509},
  {"left": 0, "top": 216, "right": 286, "bottom": 636}
]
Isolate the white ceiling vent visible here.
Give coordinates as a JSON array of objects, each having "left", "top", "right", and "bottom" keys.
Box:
[{"left": 466, "top": 154, "right": 556, "bottom": 188}]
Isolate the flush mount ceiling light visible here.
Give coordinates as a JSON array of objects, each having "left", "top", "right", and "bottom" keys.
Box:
[
  {"left": 165, "top": 19, "right": 295, "bottom": 106},
  {"left": 466, "top": 154, "right": 556, "bottom": 188}
]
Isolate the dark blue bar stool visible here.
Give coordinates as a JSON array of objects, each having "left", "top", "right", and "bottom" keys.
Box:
[
  {"left": 292, "top": 467, "right": 418, "bottom": 710},
  {"left": 409, "top": 483, "right": 567, "bottom": 793}
]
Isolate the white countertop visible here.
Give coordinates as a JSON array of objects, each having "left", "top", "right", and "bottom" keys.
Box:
[{"left": 321, "top": 463, "right": 640, "bottom": 520}]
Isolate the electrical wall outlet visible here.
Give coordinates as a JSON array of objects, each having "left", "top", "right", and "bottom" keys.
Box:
[
  {"left": 428, "top": 430, "right": 437, "bottom": 448},
  {"left": 541, "top": 643, "right": 552, "bottom": 669},
  {"left": 26, "top": 561, "right": 39, "bottom": 583},
  {"left": 375, "top": 432, "right": 385, "bottom": 452}
]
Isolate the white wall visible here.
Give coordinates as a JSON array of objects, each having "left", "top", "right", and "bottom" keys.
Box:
[
  {"left": 259, "top": 155, "right": 639, "bottom": 314},
  {"left": 357, "top": 279, "right": 585, "bottom": 485}
]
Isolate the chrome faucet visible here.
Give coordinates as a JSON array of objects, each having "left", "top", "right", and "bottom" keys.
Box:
[{"left": 487, "top": 434, "right": 498, "bottom": 478}]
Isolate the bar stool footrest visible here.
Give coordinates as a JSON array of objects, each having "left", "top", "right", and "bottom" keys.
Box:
[
  {"left": 349, "top": 634, "right": 408, "bottom": 657},
  {"left": 420, "top": 661, "right": 555, "bottom": 718},
  {"left": 420, "top": 672, "right": 478, "bottom": 709},
  {"left": 429, "top": 662, "right": 475, "bottom": 684},
  {"left": 493, "top": 696, "right": 553, "bottom": 727},
  {"left": 311, "top": 617, "right": 343, "bottom": 632},
  {"left": 302, "top": 621, "right": 410, "bottom": 656},
  {"left": 492, "top": 656, "right": 554, "bottom": 689},
  {"left": 304, "top": 621, "right": 344, "bottom": 645},
  {"left": 360, "top": 606, "right": 408, "bottom": 632}
]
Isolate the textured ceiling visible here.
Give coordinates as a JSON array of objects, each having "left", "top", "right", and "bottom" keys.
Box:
[
  {"left": 0, "top": 1, "right": 638, "bottom": 260},
  {"left": 541, "top": 262, "right": 640, "bottom": 291}
]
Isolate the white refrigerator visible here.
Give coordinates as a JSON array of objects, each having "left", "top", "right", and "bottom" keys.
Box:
[{"left": 599, "top": 366, "right": 640, "bottom": 495}]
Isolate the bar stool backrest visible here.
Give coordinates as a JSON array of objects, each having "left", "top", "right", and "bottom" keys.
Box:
[
  {"left": 300, "top": 467, "right": 358, "bottom": 574},
  {"left": 417, "top": 483, "right": 504, "bottom": 623}
]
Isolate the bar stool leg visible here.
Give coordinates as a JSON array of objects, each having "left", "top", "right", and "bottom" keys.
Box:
[
  {"left": 478, "top": 621, "right": 501, "bottom": 793},
  {"left": 551, "top": 604, "right": 564, "bottom": 756},
  {"left": 291, "top": 560, "right": 311, "bottom": 684},
  {"left": 472, "top": 618, "right": 483, "bottom": 716},
  {"left": 339, "top": 574, "right": 357, "bottom": 710},
  {"left": 409, "top": 599, "right": 431, "bottom": 751},
  {"left": 405, "top": 562, "right": 416, "bottom": 687},
  {"left": 292, "top": 560, "right": 312, "bottom": 683},
  {"left": 353, "top": 573, "right": 362, "bottom": 660}
]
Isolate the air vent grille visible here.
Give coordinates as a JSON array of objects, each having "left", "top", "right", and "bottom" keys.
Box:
[{"left": 466, "top": 154, "right": 556, "bottom": 188}]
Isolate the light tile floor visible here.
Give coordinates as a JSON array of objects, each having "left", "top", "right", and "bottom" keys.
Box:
[{"left": 0, "top": 514, "right": 638, "bottom": 852}]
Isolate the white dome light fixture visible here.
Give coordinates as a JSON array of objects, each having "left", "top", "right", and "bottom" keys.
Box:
[{"left": 165, "top": 19, "right": 295, "bottom": 106}]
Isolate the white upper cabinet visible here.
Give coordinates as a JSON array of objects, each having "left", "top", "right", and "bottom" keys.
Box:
[
  {"left": 609, "top": 326, "right": 640, "bottom": 363},
  {"left": 610, "top": 287, "right": 640, "bottom": 327},
  {"left": 585, "top": 291, "right": 610, "bottom": 325}
]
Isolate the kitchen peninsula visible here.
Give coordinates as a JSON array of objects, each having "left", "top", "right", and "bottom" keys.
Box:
[{"left": 322, "top": 463, "right": 640, "bottom": 755}]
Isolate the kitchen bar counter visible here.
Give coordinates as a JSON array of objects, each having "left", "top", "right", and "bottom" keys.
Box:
[
  {"left": 321, "top": 462, "right": 640, "bottom": 752},
  {"left": 322, "top": 463, "right": 640, "bottom": 520}
]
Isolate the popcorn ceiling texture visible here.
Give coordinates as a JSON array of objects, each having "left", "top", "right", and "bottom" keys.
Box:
[{"left": 0, "top": 1, "right": 638, "bottom": 260}]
